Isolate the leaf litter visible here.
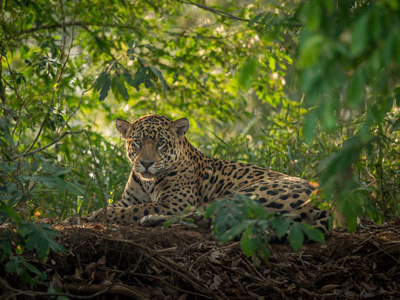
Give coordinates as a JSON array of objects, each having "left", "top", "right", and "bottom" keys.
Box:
[{"left": 1, "top": 219, "right": 400, "bottom": 299}]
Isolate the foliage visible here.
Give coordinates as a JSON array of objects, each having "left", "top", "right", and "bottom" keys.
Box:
[
  {"left": 244, "top": 0, "right": 400, "bottom": 230},
  {"left": 294, "top": 0, "right": 400, "bottom": 231},
  {"left": 0, "top": 217, "right": 65, "bottom": 285},
  {"left": 4, "top": 255, "right": 46, "bottom": 286},
  {"left": 205, "top": 195, "right": 324, "bottom": 265}
]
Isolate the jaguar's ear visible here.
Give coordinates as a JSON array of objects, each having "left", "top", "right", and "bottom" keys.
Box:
[
  {"left": 171, "top": 118, "right": 189, "bottom": 137},
  {"left": 115, "top": 118, "right": 131, "bottom": 139}
]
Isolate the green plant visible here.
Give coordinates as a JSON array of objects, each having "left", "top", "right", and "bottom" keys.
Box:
[
  {"left": 205, "top": 195, "right": 324, "bottom": 265},
  {"left": 0, "top": 216, "right": 65, "bottom": 285}
]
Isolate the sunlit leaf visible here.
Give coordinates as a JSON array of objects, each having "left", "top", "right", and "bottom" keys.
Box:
[{"left": 237, "top": 57, "right": 258, "bottom": 91}]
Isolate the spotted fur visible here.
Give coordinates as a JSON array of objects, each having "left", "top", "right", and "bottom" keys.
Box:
[{"left": 90, "top": 114, "right": 331, "bottom": 233}]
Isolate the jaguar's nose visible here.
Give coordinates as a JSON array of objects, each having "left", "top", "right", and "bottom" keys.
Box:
[{"left": 140, "top": 160, "right": 154, "bottom": 169}]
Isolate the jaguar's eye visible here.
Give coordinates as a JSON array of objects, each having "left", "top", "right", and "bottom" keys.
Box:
[
  {"left": 133, "top": 139, "right": 142, "bottom": 148},
  {"left": 156, "top": 140, "right": 165, "bottom": 149}
]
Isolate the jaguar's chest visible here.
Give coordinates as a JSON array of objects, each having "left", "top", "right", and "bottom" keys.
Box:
[{"left": 141, "top": 180, "right": 156, "bottom": 199}]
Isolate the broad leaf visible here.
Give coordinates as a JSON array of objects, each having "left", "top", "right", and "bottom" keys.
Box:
[{"left": 288, "top": 222, "right": 304, "bottom": 251}]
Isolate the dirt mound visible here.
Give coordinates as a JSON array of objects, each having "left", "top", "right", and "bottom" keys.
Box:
[{"left": 1, "top": 220, "right": 400, "bottom": 299}]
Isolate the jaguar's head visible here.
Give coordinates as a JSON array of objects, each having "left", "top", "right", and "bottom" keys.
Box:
[{"left": 116, "top": 114, "right": 189, "bottom": 181}]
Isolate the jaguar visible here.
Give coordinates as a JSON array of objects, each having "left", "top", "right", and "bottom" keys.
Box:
[{"left": 89, "top": 114, "right": 331, "bottom": 233}]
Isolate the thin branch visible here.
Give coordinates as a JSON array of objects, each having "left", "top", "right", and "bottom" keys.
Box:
[
  {"left": 177, "top": 0, "right": 249, "bottom": 22},
  {"left": 14, "top": 21, "right": 140, "bottom": 39},
  {"left": 23, "top": 0, "right": 76, "bottom": 155},
  {"left": 11, "top": 130, "right": 85, "bottom": 160},
  {"left": 3, "top": 56, "right": 23, "bottom": 104},
  {"left": 0, "top": 277, "right": 149, "bottom": 300},
  {"left": 11, "top": 1, "right": 248, "bottom": 40},
  {"left": 84, "top": 130, "right": 108, "bottom": 207},
  {"left": 58, "top": 85, "right": 93, "bottom": 134}
]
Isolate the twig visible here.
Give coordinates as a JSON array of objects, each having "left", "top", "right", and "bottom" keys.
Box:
[
  {"left": 12, "top": 21, "right": 140, "bottom": 40},
  {"left": 86, "top": 232, "right": 228, "bottom": 300},
  {"left": 189, "top": 241, "right": 238, "bottom": 271},
  {"left": 66, "top": 282, "right": 149, "bottom": 300},
  {"left": 0, "top": 277, "right": 149, "bottom": 300},
  {"left": 23, "top": 0, "right": 76, "bottom": 155},
  {"left": 84, "top": 130, "right": 107, "bottom": 207},
  {"left": 241, "top": 257, "right": 289, "bottom": 300},
  {"left": 131, "top": 272, "right": 213, "bottom": 299},
  {"left": 11, "top": 130, "right": 85, "bottom": 159},
  {"left": 150, "top": 255, "right": 228, "bottom": 300},
  {"left": 59, "top": 86, "right": 93, "bottom": 134},
  {"left": 177, "top": 0, "right": 249, "bottom": 22}
]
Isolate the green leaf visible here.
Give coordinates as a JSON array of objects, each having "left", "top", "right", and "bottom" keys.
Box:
[
  {"left": 56, "top": 178, "right": 84, "bottom": 196},
  {"left": 271, "top": 217, "right": 291, "bottom": 239},
  {"left": 341, "top": 199, "right": 358, "bottom": 233},
  {"left": 302, "top": 110, "right": 317, "bottom": 144},
  {"left": 204, "top": 202, "right": 218, "bottom": 218},
  {"left": 0, "top": 238, "right": 12, "bottom": 257},
  {"left": 394, "top": 32, "right": 400, "bottom": 64},
  {"left": 237, "top": 57, "right": 258, "bottom": 91},
  {"left": 300, "top": 223, "right": 325, "bottom": 243},
  {"left": 321, "top": 97, "right": 336, "bottom": 130},
  {"left": 351, "top": 13, "right": 369, "bottom": 57},
  {"left": 149, "top": 65, "right": 169, "bottom": 91},
  {"left": 240, "top": 225, "right": 255, "bottom": 257},
  {"left": 347, "top": 70, "right": 365, "bottom": 107},
  {"left": 298, "top": 34, "right": 325, "bottom": 68},
  {"left": 392, "top": 118, "right": 400, "bottom": 131},
  {"left": 19, "top": 222, "right": 65, "bottom": 259},
  {"left": 219, "top": 221, "right": 250, "bottom": 243},
  {"left": 77, "top": 196, "right": 83, "bottom": 214},
  {"left": 163, "top": 217, "right": 177, "bottom": 227},
  {"left": 394, "top": 87, "right": 400, "bottom": 107},
  {"left": 131, "top": 66, "right": 147, "bottom": 91},
  {"left": 94, "top": 72, "right": 107, "bottom": 91},
  {"left": 122, "top": 71, "right": 135, "bottom": 87},
  {"left": 24, "top": 261, "right": 42, "bottom": 276},
  {"left": 288, "top": 222, "right": 304, "bottom": 251},
  {"left": 98, "top": 73, "right": 111, "bottom": 101},
  {"left": 268, "top": 56, "right": 276, "bottom": 72},
  {"left": 51, "top": 44, "right": 58, "bottom": 59},
  {"left": 0, "top": 205, "right": 22, "bottom": 224},
  {"left": 5, "top": 256, "right": 24, "bottom": 275},
  {"left": 302, "top": 0, "right": 322, "bottom": 31},
  {"left": 113, "top": 76, "right": 129, "bottom": 100},
  {"left": 247, "top": 13, "right": 264, "bottom": 27}
]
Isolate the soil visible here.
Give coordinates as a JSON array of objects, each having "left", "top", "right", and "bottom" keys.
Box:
[{"left": 1, "top": 220, "right": 400, "bottom": 300}]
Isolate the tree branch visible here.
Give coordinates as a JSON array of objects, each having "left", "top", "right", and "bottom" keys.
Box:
[
  {"left": 177, "top": 0, "right": 249, "bottom": 22},
  {"left": 0, "top": 277, "right": 149, "bottom": 300},
  {"left": 23, "top": 0, "right": 77, "bottom": 155},
  {"left": 11, "top": 130, "right": 85, "bottom": 160},
  {"left": 11, "top": 1, "right": 248, "bottom": 40},
  {"left": 14, "top": 21, "right": 140, "bottom": 38}
]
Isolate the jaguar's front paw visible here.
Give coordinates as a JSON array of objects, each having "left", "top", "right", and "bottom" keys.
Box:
[
  {"left": 85, "top": 208, "right": 108, "bottom": 223},
  {"left": 140, "top": 214, "right": 169, "bottom": 227},
  {"left": 62, "top": 216, "right": 83, "bottom": 225}
]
